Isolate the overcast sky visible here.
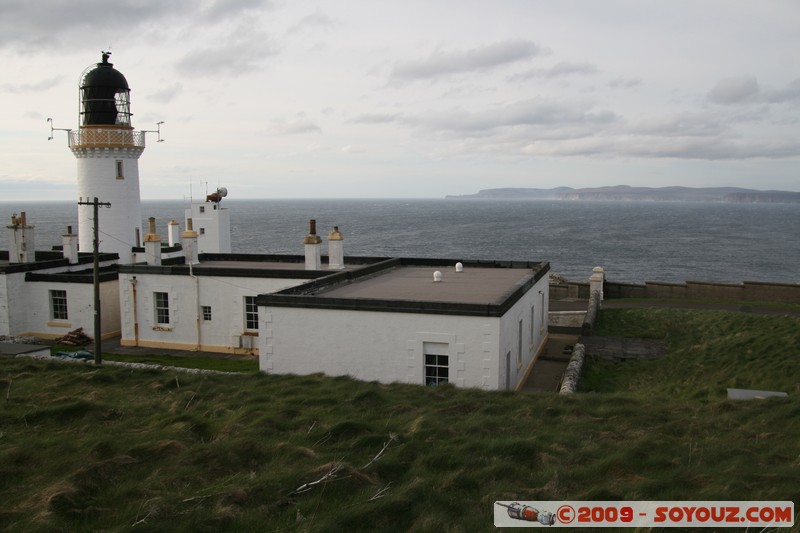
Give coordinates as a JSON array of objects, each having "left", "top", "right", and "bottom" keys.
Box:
[{"left": 1, "top": 0, "right": 799, "bottom": 200}]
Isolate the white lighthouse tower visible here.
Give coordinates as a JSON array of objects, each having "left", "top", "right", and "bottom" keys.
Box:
[{"left": 69, "top": 52, "right": 144, "bottom": 263}]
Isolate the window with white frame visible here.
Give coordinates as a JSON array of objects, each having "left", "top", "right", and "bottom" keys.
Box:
[
  {"left": 244, "top": 296, "right": 258, "bottom": 330},
  {"left": 154, "top": 292, "right": 170, "bottom": 325},
  {"left": 530, "top": 305, "right": 536, "bottom": 345},
  {"left": 202, "top": 305, "right": 212, "bottom": 321},
  {"left": 50, "top": 290, "right": 68, "bottom": 320},
  {"left": 423, "top": 342, "right": 449, "bottom": 386},
  {"left": 517, "top": 319, "right": 523, "bottom": 366}
]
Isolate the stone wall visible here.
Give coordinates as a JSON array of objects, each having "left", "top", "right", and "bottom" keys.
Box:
[{"left": 553, "top": 279, "right": 800, "bottom": 304}]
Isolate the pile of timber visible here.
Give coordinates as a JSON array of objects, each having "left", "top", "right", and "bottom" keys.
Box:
[{"left": 55, "top": 328, "right": 93, "bottom": 346}]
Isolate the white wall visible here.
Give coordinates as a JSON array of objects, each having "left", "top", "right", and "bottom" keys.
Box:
[
  {"left": 496, "top": 274, "right": 549, "bottom": 390},
  {"left": 185, "top": 203, "right": 231, "bottom": 254},
  {"left": 119, "top": 271, "right": 307, "bottom": 353},
  {"left": 0, "top": 274, "right": 120, "bottom": 339},
  {"left": 260, "top": 273, "right": 550, "bottom": 390},
  {"left": 76, "top": 148, "right": 143, "bottom": 262},
  {"left": 261, "top": 307, "right": 501, "bottom": 389}
]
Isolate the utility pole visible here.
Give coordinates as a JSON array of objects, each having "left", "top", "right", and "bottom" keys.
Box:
[{"left": 78, "top": 197, "right": 111, "bottom": 364}]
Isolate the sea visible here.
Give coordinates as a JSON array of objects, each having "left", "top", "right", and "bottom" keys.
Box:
[{"left": 1, "top": 199, "right": 797, "bottom": 285}]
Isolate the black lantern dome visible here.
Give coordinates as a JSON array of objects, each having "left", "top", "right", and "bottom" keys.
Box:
[{"left": 80, "top": 52, "right": 132, "bottom": 127}]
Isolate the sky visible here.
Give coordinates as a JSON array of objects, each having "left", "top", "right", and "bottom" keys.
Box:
[{"left": 1, "top": 0, "right": 799, "bottom": 200}]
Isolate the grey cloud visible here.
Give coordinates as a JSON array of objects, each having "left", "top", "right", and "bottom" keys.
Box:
[
  {"left": 0, "top": 0, "right": 192, "bottom": 49},
  {"left": 523, "top": 134, "right": 800, "bottom": 161},
  {"left": 348, "top": 113, "right": 403, "bottom": 124},
  {"left": 708, "top": 76, "right": 760, "bottom": 104},
  {"left": 286, "top": 11, "right": 335, "bottom": 35},
  {"left": 763, "top": 78, "right": 800, "bottom": 103},
  {"left": 268, "top": 119, "right": 322, "bottom": 135},
  {"left": 708, "top": 76, "right": 800, "bottom": 105},
  {"left": 607, "top": 77, "right": 642, "bottom": 89},
  {"left": 203, "top": 0, "right": 272, "bottom": 22},
  {"left": 174, "top": 32, "right": 276, "bottom": 77},
  {"left": 147, "top": 82, "right": 184, "bottom": 104},
  {"left": 390, "top": 40, "right": 542, "bottom": 82},
  {"left": 411, "top": 98, "right": 618, "bottom": 134},
  {"left": 0, "top": 75, "right": 63, "bottom": 94},
  {"left": 629, "top": 112, "right": 725, "bottom": 137},
  {"left": 509, "top": 61, "right": 598, "bottom": 82}
]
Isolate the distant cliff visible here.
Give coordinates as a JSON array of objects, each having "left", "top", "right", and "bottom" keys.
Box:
[{"left": 446, "top": 185, "right": 800, "bottom": 203}]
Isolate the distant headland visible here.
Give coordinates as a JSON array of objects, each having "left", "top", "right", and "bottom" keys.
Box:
[{"left": 446, "top": 185, "right": 800, "bottom": 203}]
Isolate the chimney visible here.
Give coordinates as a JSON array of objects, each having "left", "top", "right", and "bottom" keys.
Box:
[
  {"left": 327, "top": 226, "right": 344, "bottom": 270},
  {"left": 7, "top": 211, "right": 36, "bottom": 263},
  {"left": 62, "top": 225, "right": 79, "bottom": 264},
  {"left": 182, "top": 218, "right": 200, "bottom": 265},
  {"left": 304, "top": 219, "right": 322, "bottom": 270},
  {"left": 143, "top": 217, "right": 162, "bottom": 266},
  {"left": 167, "top": 219, "right": 180, "bottom": 247}
]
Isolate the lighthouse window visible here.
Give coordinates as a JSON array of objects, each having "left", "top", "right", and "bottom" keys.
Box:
[
  {"left": 154, "top": 292, "right": 170, "bottom": 325},
  {"left": 50, "top": 290, "right": 68, "bottom": 321},
  {"left": 202, "top": 306, "right": 212, "bottom": 321},
  {"left": 244, "top": 296, "right": 258, "bottom": 330},
  {"left": 116, "top": 160, "right": 124, "bottom": 179}
]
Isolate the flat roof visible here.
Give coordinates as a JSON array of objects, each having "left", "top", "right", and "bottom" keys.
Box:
[
  {"left": 319, "top": 265, "right": 534, "bottom": 305},
  {"left": 261, "top": 258, "right": 550, "bottom": 317}
]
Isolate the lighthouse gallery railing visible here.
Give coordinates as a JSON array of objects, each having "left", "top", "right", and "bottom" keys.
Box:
[{"left": 69, "top": 128, "right": 146, "bottom": 149}]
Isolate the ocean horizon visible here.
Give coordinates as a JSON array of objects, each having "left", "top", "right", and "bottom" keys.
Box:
[{"left": 1, "top": 198, "right": 797, "bottom": 285}]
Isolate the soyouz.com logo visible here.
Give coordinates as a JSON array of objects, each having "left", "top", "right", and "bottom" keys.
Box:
[{"left": 493, "top": 501, "right": 794, "bottom": 528}]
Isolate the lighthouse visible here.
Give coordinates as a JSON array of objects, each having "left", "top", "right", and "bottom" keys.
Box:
[{"left": 69, "top": 52, "right": 144, "bottom": 263}]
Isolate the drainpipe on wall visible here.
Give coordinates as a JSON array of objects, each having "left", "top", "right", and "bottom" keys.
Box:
[
  {"left": 182, "top": 220, "right": 202, "bottom": 350},
  {"left": 130, "top": 276, "right": 139, "bottom": 347},
  {"left": 189, "top": 262, "right": 201, "bottom": 351}
]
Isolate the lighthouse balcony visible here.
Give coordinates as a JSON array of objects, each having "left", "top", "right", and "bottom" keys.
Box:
[{"left": 69, "top": 127, "right": 145, "bottom": 149}]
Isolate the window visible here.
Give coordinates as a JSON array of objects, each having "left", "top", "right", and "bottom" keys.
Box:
[
  {"left": 425, "top": 353, "right": 449, "bottom": 386},
  {"left": 530, "top": 305, "right": 536, "bottom": 345},
  {"left": 202, "top": 306, "right": 212, "bottom": 321},
  {"left": 154, "top": 292, "right": 170, "bottom": 325},
  {"left": 199, "top": 206, "right": 205, "bottom": 213},
  {"left": 50, "top": 290, "right": 68, "bottom": 320},
  {"left": 244, "top": 296, "right": 258, "bottom": 330},
  {"left": 517, "top": 319, "right": 523, "bottom": 366},
  {"left": 116, "top": 160, "right": 124, "bottom": 179},
  {"left": 423, "top": 342, "right": 449, "bottom": 386},
  {"left": 200, "top": 227, "right": 206, "bottom": 235}
]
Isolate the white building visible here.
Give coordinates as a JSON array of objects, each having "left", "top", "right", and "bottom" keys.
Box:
[
  {"left": 117, "top": 255, "right": 349, "bottom": 355},
  {"left": 3, "top": 53, "right": 555, "bottom": 391},
  {"left": 259, "top": 258, "right": 550, "bottom": 390},
  {"left": 185, "top": 188, "right": 232, "bottom": 254},
  {"left": 0, "top": 217, "right": 120, "bottom": 340}
]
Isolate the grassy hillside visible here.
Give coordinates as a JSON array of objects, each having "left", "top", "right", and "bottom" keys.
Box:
[{"left": 1, "top": 308, "right": 798, "bottom": 532}]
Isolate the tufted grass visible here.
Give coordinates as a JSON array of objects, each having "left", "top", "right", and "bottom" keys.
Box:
[{"left": 0, "top": 307, "right": 798, "bottom": 531}]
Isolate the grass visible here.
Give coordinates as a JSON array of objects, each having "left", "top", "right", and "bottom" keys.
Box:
[
  {"left": 583, "top": 307, "right": 800, "bottom": 399},
  {"left": 50, "top": 345, "right": 259, "bottom": 373},
  {"left": 0, "top": 307, "right": 797, "bottom": 531}
]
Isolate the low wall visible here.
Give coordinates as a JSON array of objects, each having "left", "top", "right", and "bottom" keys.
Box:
[
  {"left": 553, "top": 279, "right": 800, "bottom": 305},
  {"left": 608, "top": 280, "right": 800, "bottom": 304}
]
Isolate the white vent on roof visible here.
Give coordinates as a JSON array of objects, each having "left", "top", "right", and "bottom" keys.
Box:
[
  {"left": 455, "top": 262, "right": 463, "bottom": 272},
  {"left": 433, "top": 271, "right": 442, "bottom": 282}
]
